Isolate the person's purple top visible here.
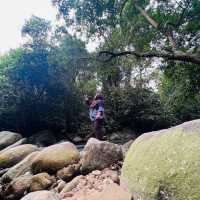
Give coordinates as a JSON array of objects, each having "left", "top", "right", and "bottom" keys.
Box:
[{"left": 89, "top": 99, "right": 104, "bottom": 121}]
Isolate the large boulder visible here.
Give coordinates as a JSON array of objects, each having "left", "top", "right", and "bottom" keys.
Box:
[
  {"left": 109, "top": 129, "right": 136, "bottom": 143},
  {"left": 32, "top": 142, "right": 80, "bottom": 174},
  {"left": 21, "top": 191, "right": 60, "bottom": 200},
  {"left": 28, "top": 130, "right": 57, "bottom": 147},
  {"left": 81, "top": 138, "right": 123, "bottom": 173},
  {"left": 0, "top": 131, "right": 22, "bottom": 150},
  {"left": 2, "top": 152, "right": 39, "bottom": 182},
  {"left": 0, "top": 144, "right": 38, "bottom": 169},
  {"left": 121, "top": 119, "right": 200, "bottom": 200},
  {"left": 0, "top": 138, "right": 27, "bottom": 153}
]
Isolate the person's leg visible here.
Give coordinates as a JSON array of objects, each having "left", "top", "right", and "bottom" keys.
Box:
[{"left": 94, "top": 119, "right": 103, "bottom": 140}]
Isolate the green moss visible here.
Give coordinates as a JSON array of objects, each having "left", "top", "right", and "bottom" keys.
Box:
[{"left": 121, "top": 126, "right": 200, "bottom": 200}]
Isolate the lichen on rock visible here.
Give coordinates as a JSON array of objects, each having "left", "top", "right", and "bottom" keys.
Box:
[{"left": 121, "top": 119, "right": 200, "bottom": 200}]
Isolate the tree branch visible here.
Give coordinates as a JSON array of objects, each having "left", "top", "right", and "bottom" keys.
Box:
[
  {"left": 133, "top": 3, "right": 177, "bottom": 49},
  {"left": 134, "top": 4, "right": 159, "bottom": 29},
  {"left": 119, "top": 1, "right": 177, "bottom": 49},
  {"left": 99, "top": 50, "right": 200, "bottom": 65}
]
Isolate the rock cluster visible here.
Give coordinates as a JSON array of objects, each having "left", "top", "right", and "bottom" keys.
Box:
[
  {"left": 0, "top": 131, "right": 128, "bottom": 200},
  {"left": 1, "top": 119, "right": 199, "bottom": 200}
]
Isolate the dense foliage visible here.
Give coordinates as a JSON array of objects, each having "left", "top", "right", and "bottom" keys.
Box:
[
  {"left": 0, "top": 16, "right": 89, "bottom": 138},
  {"left": 52, "top": 0, "right": 200, "bottom": 124},
  {"left": 52, "top": 0, "right": 200, "bottom": 64},
  {"left": 0, "top": 0, "right": 199, "bottom": 140}
]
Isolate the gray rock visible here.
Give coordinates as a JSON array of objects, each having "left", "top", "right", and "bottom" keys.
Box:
[
  {"left": 57, "top": 163, "right": 80, "bottom": 182},
  {"left": 0, "top": 138, "right": 27, "bottom": 153},
  {"left": 0, "top": 131, "right": 22, "bottom": 150},
  {"left": 31, "top": 142, "right": 80, "bottom": 174},
  {"left": 3, "top": 174, "right": 33, "bottom": 200},
  {"left": 2, "top": 151, "right": 39, "bottom": 183},
  {"left": 0, "top": 144, "right": 39, "bottom": 169},
  {"left": 109, "top": 129, "right": 136, "bottom": 143},
  {"left": 72, "top": 136, "right": 83, "bottom": 144},
  {"left": 28, "top": 130, "right": 57, "bottom": 147},
  {"left": 81, "top": 138, "right": 123, "bottom": 173}
]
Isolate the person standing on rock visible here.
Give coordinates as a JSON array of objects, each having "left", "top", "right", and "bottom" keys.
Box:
[{"left": 85, "top": 92, "right": 104, "bottom": 140}]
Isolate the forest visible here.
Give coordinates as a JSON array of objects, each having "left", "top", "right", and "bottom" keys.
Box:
[
  {"left": 0, "top": 1, "right": 200, "bottom": 200},
  {"left": 0, "top": 0, "right": 200, "bottom": 141}
]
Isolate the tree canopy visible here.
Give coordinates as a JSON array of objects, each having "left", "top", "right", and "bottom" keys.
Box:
[{"left": 53, "top": 0, "right": 200, "bottom": 64}]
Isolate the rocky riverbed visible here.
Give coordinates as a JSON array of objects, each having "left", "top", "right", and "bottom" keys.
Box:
[
  {"left": 1, "top": 119, "right": 200, "bottom": 200},
  {"left": 0, "top": 132, "right": 133, "bottom": 200}
]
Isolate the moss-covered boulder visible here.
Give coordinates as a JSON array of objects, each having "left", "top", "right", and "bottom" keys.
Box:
[
  {"left": 0, "top": 144, "right": 38, "bottom": 169},
  {"left": 121, "top": 119, "right": 200, "bottom": 200},
  {"left": 32, "top": 142, "right": 80, "bottom": 174}
]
